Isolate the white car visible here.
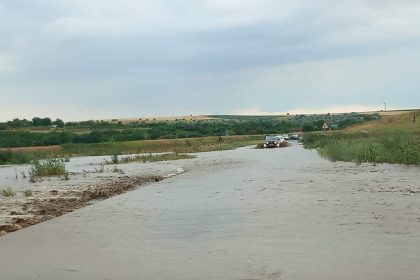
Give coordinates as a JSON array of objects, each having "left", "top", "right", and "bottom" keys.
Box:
[
  {"left": 281, "top": 134, "right": 290, "bottom": 140},
  {"left": 276, "top": 135, "right": 287, "bottom": 142},
  {"left": 288, "top": 134, "right": 299, "bottom": 140}
]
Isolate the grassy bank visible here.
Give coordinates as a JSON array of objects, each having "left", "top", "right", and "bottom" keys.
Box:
[
  {"left": 0, "top": 135, "right": 261, "bottom": 165},
  {"left": 62, "top": 135, "right": 261, "bottom": 156},
  {"left": 0, "top": 150, "right": 53, "bottom": 165},
  {"left": 304, "top": 111, "right": 420, "bottom": 165},
  {"left": 117, "top": 153, "right": 195, "bottom": 164}
]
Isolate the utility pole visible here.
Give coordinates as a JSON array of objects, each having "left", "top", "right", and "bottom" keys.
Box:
[{"left": 383, "top": 101, "right": 387, "bottom": 112}]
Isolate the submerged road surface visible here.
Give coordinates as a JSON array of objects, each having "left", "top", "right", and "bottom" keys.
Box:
[{"left": 1, "top": 145, "right": 420, "bottom": 280}]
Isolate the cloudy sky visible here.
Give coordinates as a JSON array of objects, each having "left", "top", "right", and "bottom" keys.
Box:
[{"left": 1, "top": 0, "right": 420, "bottom": 121}]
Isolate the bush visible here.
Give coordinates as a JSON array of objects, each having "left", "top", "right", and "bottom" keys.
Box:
[
  {"left": 29, "top": 159, "right": 67, "bottom": 182},
  {"left": 1, "top": 187, "right": 16, "bottom": 197},
  {"left": 23, "top": 189, "right": 33, "bottom": 197}
]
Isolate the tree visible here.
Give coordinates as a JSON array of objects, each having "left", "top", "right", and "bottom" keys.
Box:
[
  {"left": 41, "top": 118, "right": 52, "bottom": 126},
  {"left": 32, "top": 117, "right": 42, "bottom": 126},
  {"left": 313, "top": 120, "right": 325, "bottom": 131},
  {"left": 302, "top": 123, "right": 315, "bottom": 132},
  {"left": 53, "top": 119, "right": 65, "bottom": 127},
  {"left": 32, "top": 117, "right": 53, "bottom": 126}
]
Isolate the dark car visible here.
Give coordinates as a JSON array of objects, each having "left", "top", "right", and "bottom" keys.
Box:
[{"left": 263, "top": 135, "right": 284, "bottom": 148}]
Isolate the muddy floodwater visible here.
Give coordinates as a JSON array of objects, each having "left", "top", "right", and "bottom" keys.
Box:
[
  {"left": 0, "top": 153, "right": 186, "bottom": 231},
  {"left": 1, "top": 144, "right": 420, "bottom": 279}
]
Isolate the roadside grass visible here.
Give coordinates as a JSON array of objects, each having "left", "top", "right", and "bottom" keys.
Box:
[
  {"left": 62, "top": 135, "right": 262, "bottom": 156},
  {"left": 0, "top": 135, "right": 261, "bottom": 165},
  {"left": 0, "top": 150, "right": 37, "bottom": 165},
  {"left": 304, "top": 111, "right": 420, "bottom": 165},
  {"left": 1, "top": 187, "right": 16, "bottom": 197},
  {"left": 118, "top": 153, "right": 195, "bottom": 164}
]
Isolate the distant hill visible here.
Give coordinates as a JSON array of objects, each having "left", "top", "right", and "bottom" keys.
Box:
[{"left": 344, "top": 109, "right": 419, "bottom": 133}]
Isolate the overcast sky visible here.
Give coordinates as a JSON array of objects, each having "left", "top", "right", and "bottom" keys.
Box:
[{"left": 1, "top": 0, "right": 420, "bottom": 121}]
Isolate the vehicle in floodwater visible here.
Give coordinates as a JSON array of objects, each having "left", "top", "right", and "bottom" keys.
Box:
[
  {"left": 263, "top": 135, "right": 285, "bottom": 148},
  {"left": 288, "top": 133, "right": 299, "bottom": 140}
]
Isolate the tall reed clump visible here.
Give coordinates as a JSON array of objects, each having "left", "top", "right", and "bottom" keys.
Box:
[
  {"left": 29, "top": 158, "right": 67, "bottom": 182},
  {"left": 1, "top": 187, "right": 15, "bottom": 197},
  {"left": 111, "top": 154, "right": 119, "bottom": 164}
]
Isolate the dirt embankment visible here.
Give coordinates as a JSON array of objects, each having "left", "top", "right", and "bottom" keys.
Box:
[{"left": 0, "top": 175, "right": 163, "bottom": 236}]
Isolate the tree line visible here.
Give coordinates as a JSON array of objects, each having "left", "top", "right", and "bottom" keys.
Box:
[
  {"left": 0, "top": 119, "right": 294, "bottom": 148},
  {"left": 0, "top": 117, "right": 64, "bottom": 129},
  {"left": 0, "top": 113, "right": 378, "bottom": 148}
]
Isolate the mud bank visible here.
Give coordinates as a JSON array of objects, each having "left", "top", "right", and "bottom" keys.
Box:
[
  {"left": 0, "top": 175, "right": 164, "bottom": 235},
  {"left": 0, "top": 154, "right": 190, "bottom": 236}
]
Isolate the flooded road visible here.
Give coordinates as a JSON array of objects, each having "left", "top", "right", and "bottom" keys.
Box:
[
  {"left": 1, "top": 145, "right": 420, "bottom": 279},
  {"left": 0, "top": 153, "right": 184, "bottom": 191}
]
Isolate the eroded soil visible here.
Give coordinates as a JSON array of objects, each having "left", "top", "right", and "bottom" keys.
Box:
[{"left": 0, "top": 175, "right": 163, "bottom": 235}]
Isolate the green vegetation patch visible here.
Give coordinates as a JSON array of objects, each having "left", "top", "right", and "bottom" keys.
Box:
[
  {"left": 304, "top": 110, "right": 420, "bottom": 165},
  {"left": 0, "top": 136, "right": 261, "bottom": 165},
  {"left": 61, "top": 135, "right": 262, "bottom": 157},
  {"left": 0, "top": 150, "right": 32, "bottom": 164},
  {"left": 118, "top": 153, "right": 195, "bottom": 164},
  {"left": 1, "top": 187, "right": 16, "bottom": 197},
  {"left": 29, "top": 159, "right": 67, "bottom": 182},
  {"left": 304, "top": 130, "right": 420, "bottom": 165}
]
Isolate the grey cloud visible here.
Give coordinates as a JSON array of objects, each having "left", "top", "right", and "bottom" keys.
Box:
[{"left": 1, "top": 0, "right": 420, "bottom": 120}]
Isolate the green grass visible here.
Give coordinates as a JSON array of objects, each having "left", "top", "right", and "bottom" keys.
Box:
[
  {"left": 1, "top": 187, "right": 16, "bottom": 197},
  {"left": 0, "top": 150, "right": 34, "bottom": 165},
  {"left": 304, "top": 122, "right": 420, "bottom": 165},
  {"left": 303, "top": 110, "right": 420, "bottom": 165},
  {"left": 62, "top": 135, "right": 261, "bottom": 156},
  {"left": 118, "top": 153, "right": 195, "bottom": 164},
  {"left": 0, "top": 135, "right": 261, "bottom": 165},
  {"left": 29, "top": 159, "right": 67, "bottom": 182}
]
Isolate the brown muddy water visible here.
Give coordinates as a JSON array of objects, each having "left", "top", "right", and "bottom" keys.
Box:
[
  {"left": 0, "top": 144, "right": 420, "bottom": 279},
  {"left": 0, "top": 154, "right": 186, "bottom": 233}
]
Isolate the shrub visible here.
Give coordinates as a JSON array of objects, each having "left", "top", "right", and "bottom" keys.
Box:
[
  {"left": 29, "top": 158, "right": 67, "bottom": 182},
  {"left": 23, "top": 189, "right": 33, "bottom": 197},
  {"left": 111, "top": 154, "right": 119, "bottom": 164},
  {"left": 1, "top": 187, "right": 15, "bottom": 197}
]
